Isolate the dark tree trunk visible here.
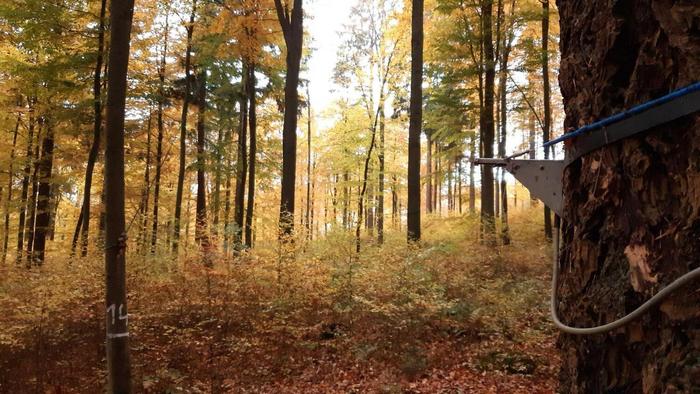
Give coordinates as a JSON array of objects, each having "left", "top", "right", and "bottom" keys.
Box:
[
  {"left": 3, "top": 105, "right": 21, "bottom": 264},
  {"left": 32, "top": 120, "right": 54, "bottom": 266},
  {"left": 342, "top": 172, "right": 349, "bottom": 229},
  {"left": 103, "top": 0, "right": 134, "bottom": 389},
  {"left": 25, "top": 121, "right": 42, "bottom": 263},
  {"left": 151, "top": 15, "right": 169, "bottom": 254},
  {"left": 245, "top": 65, "right": 257, "bottom": 248},
  {"left": 377, "top": 96, "right": 385, "bottom": 243},
  {"left": 74, "top": 0, "right": 107, "bottom": 257},
  {"left": 305, "top": 83, "right": 312, "bottom": 240},
  {"left": 173, "top": 0, "right": 197, "bottom": 255},
  {"left": 556, "top": 0, "right": 700, "bottom": 392},
  {"left": 499, "top": 2, "right": 514, "bottom": 245},
  {"left": 407, "top": 0, "right": 423, "bottom": 242},
  {"left": 542, "top": 0, "right": 553, "bottom": 240},
  {"left": 233, "top": 63, "right": 248, "bottom": 250},
  {"left": 469, "top": 134, "right": 476, "bottom": 214},
  {"left": 139, "top": 111, "right": 152, "bottom": 255},
  {"left": 480, "top": 0, "right": 496, "bottom": 243},
  {"left": 274, "top": 0, "right": 303, "bottom": 236},
  {"left": 16, "top": 98, "right": 36, "bottom": 263},
  {"left": 194, "top": 72, "right": 208, "bottom": 251},
  {"left": 425, "top": 133, "right": 432, "bottom": 213}
]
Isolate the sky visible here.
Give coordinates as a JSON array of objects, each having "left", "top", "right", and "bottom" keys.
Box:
[{"left": 304, "top": 0, "right": 354, "bottom": 124}]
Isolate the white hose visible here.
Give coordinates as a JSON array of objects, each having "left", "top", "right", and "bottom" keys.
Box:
[{"left": 550, "top": 223, "right": 700, "bottom": 335}]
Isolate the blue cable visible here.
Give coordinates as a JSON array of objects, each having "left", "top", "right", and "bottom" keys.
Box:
[{"left": 544, "top": 81, "right": 700, "bottom": 148}]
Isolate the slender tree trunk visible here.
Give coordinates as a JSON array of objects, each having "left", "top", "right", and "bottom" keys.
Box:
[
  {"left": 342, "top": 172, "right": 349, "bottom": 230},
  {"left": 151, "top": 15, "right": 169, "bottom": 254},
  {"left": 194, "top": 71, "right": 208, "bottom": 251},
  {"left": 104, "top": 0, "right": 134, "bottom": 389},
  {"left": 173, "top": 0, "right": 197, "bottom": 255},
  {"left": 458, "top": 158, "right": 463, "bottom": 214},
  {"left": 3, "top": 106, "right": 21, "bottom": 264},
  {"left": 223, "top": 126, "right": 233, "bottom": 255},
  {"left": 407, "top": 0, "right": 423, "bottom": 242},
  {"left": 212, "top": 126, "right": 224, "bottom": 239},
  {"left": 32, "top": 119, "right": 55, "bottom": 266},
  {"left": 274, "top": 0, "right": 303, "bottom": 236},
  {"left": 499, "top": 3, "right": 514, "bottom": 245},
  {"left": 469, "top": 134, "right": 476, "bottom": 215},
  {"left": 16, "top": 98, "right": 35, "bottom": 263},
  {"left": 305, "top": 84, "right": 312, "bottom": 240},
  {"left": 139, "top": 111, "right": 152, "bottom": 255},
  {"left": 542, "top": 0, "right": 552, "bottom": 239},
  {"left": 557, "top": 0, "right": 700, "bottom": 391},
  {"left": 25, "top": 121, "right": 42, "bottom": 263},
  {"left": 480, "top": 0, "right": 496, "bottom": 243},
  {"left": 233, "top": 63, "right": 248, "bottom": 250},
  {"left": 425, "top": 134, "right": 432, "bottom": 213},
  {"left": 244, "top": 65, "right": 257, "bottom": 248},
  {"left": 377, "top": 96, "right": 385, "bottom": 243},
  {"left": 73, "top": 0, "right": 107, "bottom": 257}
]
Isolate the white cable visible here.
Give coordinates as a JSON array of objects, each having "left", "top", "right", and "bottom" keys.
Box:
[{"left": 551, "top": 225, "right": 700, "bottom": 335}]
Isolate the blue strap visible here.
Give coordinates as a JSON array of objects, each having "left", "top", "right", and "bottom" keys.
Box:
[{"left": 544, "top": 81, "right": 700, "bottom": 148}]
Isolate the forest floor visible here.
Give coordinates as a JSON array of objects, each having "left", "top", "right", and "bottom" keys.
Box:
[{"left": 0, "top": 208, "right": 559, "bottom": 393}]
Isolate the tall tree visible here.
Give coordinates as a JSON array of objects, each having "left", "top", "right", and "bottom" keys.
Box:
[
  {"left": 556, "top": 0, "right": 699, "bottom": 391},
  {"left": 173, "top": 0, "right": 198, "bottom": 255},
  {"left": 150, "top": 11, "right": 170, "bottom": 254},
  {"left": 3, "top": 104, "right": 21, "bottom": 263},
  {"left": 16, "top": 100, "right": 35, "bottom": 263},
  {"left": 244, "top": 65, "right": 257, "bottom": 248},
  {"left": 233, "top": 63, "right": 248, "bottom": 250},
  {"left": 31, "top": 118, "right": 54, "bottom": 265},
  {"left": 73, "top": 0, "right": 107, "bottom": 257},
  {"left": 305, "top": 83, "right": 311, "bottom": 240},
  {"left": 273, "top": 0, "right": 303, "bottom": 236},
  {"left": 103, "top": 0, "right": 135, "bottom": 390},
  {"left": 541, "top": 0, "right": 552, "bottom": 240},
  {"left": 406, "top": 0, "right": 423, "bottom": 242},
  {"left": 479, "top": 0, "right": 496, "bottom": 243},
  {"left": 194, "top": 71, "right": 209, "bottom": 250}
]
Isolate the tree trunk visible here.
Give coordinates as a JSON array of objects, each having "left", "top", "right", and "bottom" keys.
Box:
[
  {"left": 377, "top": 99, "right": 385, "bottom": 243},
  {"left": 406, "top": 0, "right": 423, "bottom": 242},
  {"left": 480, "top": 0, "right": 496, "bottom": 243},
  {"left": 139, "top": 111, "right": 152, "bottom": 255},
  {"left": 16, "top": 98, "right": 36, "bottom": 263},
  {"left": 3, "top": 105, "right": 21, "bottom": 264},
  {"left": 32, "top": 119, "right": 54, "bottom": 266},
  {"left": 542, "top": 0, "right": 553, "bottom": 240},
  {"left": 233, "top": 63, "right": 248, "bottom": 250},
  {"left": 173, "top": 0, "right": 197, "bottom": 255},
  {"left": 499, "top": 3, "right": 513, "bottom": 245},
  {"left": 305, "top": 84, "right": 312, "bottom": 240},
  {"left": 556, "top": 0, "right": 700, "bottom": 391},
  {"left": 104, "top": 0, "right": 134, "bottom": 389},
  {"left": 25, "top": 121, "right": 42, "bottom": 263},
  {"left": 469, "top": 134, "right": 476, "bottom": 215},
  {"left": 244, "top": 65, "right": 257, "bottom": 248},
  {"left": 274, "top": 0, "right": 303, "bottom": 236},
  {"left": 73, "top": 0, "right": 107, "bottom": 257},
  {"left": 194, "top": 71, "right": 208, "bottom": 251},
  {"left": 425, "top": 133, "right": 432, "bottom": 213},
  {"left": 151, "top": 13, "right": 169, "bottom": 254}
]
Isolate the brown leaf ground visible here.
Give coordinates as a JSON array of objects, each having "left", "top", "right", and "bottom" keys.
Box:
[{"left": 0, "top": 210, "right": 559, "bottom": 393}]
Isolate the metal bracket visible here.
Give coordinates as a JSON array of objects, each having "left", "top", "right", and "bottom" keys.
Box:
[{"left": 474, "top": 159, "right": 565, "bottom": 217}]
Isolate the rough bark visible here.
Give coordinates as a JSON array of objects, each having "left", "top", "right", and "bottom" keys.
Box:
[
  {"left": 426, "top": 133, "right": 432, "bottom": 213},
  {"left": 173, "top": 0, "right": 197, "bottom": 255},
  {"left": 407, "top": 0, "right": 423, "bottom": 242},
  {"left": 104, "top": 0, "right": 134, "bottom": 389},
  {"left": 25, "top": 121, "right": 42, "bottom": 263},
  {"left": 556, "top": 0, "right": 700, "bottom": 392}
]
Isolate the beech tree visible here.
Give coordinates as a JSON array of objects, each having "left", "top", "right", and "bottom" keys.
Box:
[
  {"left": 103, "top": 0, "right": 135, "bottom": 390},
  {"left": 406, "top": 0, "right": 423, "bottom": 242},
  {"left": 273, "top": 0, "right": 303, "bottom": 236}
]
